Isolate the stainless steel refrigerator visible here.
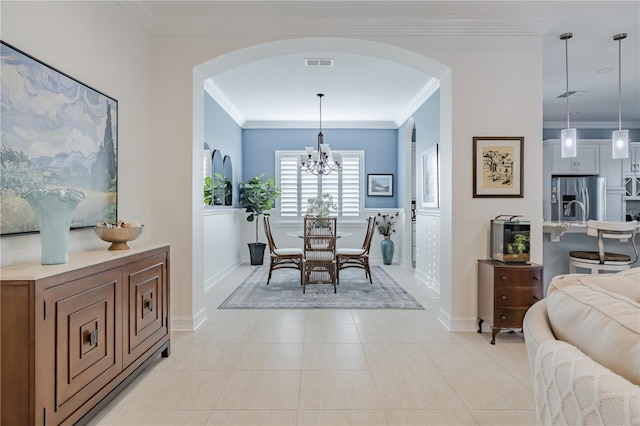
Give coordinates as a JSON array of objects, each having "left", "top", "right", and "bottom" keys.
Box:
[{"left": 551, "top": 176, "right": 606, "bottom": 222}]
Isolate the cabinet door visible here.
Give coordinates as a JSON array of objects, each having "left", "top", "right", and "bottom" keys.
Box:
[
  {"left": 622, "top": 143, "right": 640, "bottom": 175},
  {"left": 41, "top": 268, "right": 122, "bottom": 425},
  {"left": 552, "top": 144, "right": 599, "bottom": 175},
  {"left": 606, "top": 189, "right": 626, "bottom": 221},
  {"left": 123, "top": 253, "right": 169, "bottom": 367}
]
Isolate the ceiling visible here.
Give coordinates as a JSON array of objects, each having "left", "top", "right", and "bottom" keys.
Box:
[{"left": 118, "top": 1, "right": 640, "bottom": 129}]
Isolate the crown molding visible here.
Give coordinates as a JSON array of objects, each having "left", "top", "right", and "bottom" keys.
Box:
[
  {"left": 544, "top": 121, "right": 640, "bottom": 129},
  {"left": 242, "top": 120, "right": 398, "bottom": 130},
  {"left": 394, "top": 77, "right": 439, "bottom": 127},
  {"left": 204, "top": 80, "right": 246, "bottom": 126},
  {"left": 116, "top": 2, "right": 549, "bottom": 37}
]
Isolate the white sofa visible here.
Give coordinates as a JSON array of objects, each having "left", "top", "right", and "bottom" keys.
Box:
[{"left": 523, "top": 268, "right": 640, "bottom": 425}]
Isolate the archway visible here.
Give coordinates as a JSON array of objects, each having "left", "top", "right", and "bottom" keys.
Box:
[{"left": 192, "top": 37, "right": 452, "bottom": 328}]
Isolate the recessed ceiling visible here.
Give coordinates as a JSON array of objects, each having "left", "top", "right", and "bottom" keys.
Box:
[
  {"left": 207, "top": 52, "right": 437, "bottom": 128},
  {"left": 118, "top": 1, "right": 640, "bottom": 129}
]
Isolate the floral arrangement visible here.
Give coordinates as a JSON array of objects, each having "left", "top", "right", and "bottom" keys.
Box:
[
  {"left": 306, "top": 193, "right": 337, "bottom": 217},
  {"left": 376, "top": 212, "right": 399, "bottom": 237}
]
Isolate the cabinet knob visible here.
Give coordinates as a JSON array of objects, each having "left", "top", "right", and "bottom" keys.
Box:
[
  {"left": 533, "top": 295, "right": 540, "bottom": 301},
  {"left": 500, "top": 276, "right": 507, "bottom": 280},
  {"left": 533, "top": 275, "right": 540, "bottom": 280},
  {"left": 145, "top": 298, "right": 154, "bottom": 311},
  {"left": 500, "top": 315, "right": 507, "bottom": 320},
  {"left": 87, "top": 329, "right": 98, "bottom": 347},
  {"left": 500, "top": 295, "right": 507, "bottom": 300}
]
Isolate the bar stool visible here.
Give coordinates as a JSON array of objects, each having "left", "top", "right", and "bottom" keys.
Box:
[{"left": 569, "top": 220, "right": 638, "bottom": 274}]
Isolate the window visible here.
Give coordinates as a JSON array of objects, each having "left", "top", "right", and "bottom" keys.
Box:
[{"left": 276, "top": 151, "right": 364, "bottom": 219}]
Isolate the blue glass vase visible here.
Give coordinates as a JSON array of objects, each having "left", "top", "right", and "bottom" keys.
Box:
[
  {"left": 23, "top": 188, "right": 85, "bottom": 265},
  {"left": 381, "top": 236, "right": 394, "bottom": 265}
]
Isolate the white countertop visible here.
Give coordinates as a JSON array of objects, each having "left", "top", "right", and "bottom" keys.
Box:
[
  {"left": 543, "top": 221, "right": 640, "bottom": 242},
  {"left": 0, "top": 243, "right": 169, "bottom": 281}
]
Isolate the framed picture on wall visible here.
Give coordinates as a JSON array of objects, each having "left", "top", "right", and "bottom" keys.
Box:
[
  {"left": 473, "top": 136, "right": 524, "bottom": 198},
  {"left": 421, "top": 144, "right": 439, "bottom": 207},
  {"left": 0, "top": 41, "right": 118, "bottom": 235},
  {"left": 367, "top": 174, "right": 393, "bottom": 196}
]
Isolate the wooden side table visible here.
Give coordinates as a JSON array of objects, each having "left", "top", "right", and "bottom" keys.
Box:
[{"left": 477, "top": 259, "right": 544, "bottom": 344}]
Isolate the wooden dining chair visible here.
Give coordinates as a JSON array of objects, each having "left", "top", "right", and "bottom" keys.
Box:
[
  {"left": 263, "top": 216, "right": 303, "bottom": 284},
  {"left": 336, "top": 216, "right": 376, "bottom": 284},
  {"left": 302, "top": 216, "right": 338, "bottom": 294}
]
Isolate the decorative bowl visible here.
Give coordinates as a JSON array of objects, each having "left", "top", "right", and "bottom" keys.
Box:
[{"left": 94, "top": 226, "right": 144, "bottom": 250}]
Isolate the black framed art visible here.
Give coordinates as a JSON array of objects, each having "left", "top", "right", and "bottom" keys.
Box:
[
  {"left": 472, "top": 136, "right": 524, "bottom": 198},
  {"left": 1, "top": 41, "right": 118, "bottom": 235}
]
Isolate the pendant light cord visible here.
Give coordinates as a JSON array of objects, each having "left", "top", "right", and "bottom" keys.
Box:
[
  {"left": 615, "top": 34, "right": 627, "bottom": 131},
  {"left": 561, "top": 33, "right": 572, "bottom": 130}
]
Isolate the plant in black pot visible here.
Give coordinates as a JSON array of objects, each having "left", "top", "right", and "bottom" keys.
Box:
[{"left": 239, "top": 174, "right": 280, "bottom": 265}]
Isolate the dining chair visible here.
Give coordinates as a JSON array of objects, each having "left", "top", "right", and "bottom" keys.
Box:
[
  {"left": 302, "top": 216, "right": 338, "bottom": 294},
  {"left": 336, "top": 216, "right": 376, "bottom": 284},
  {"left": 569, "top": 220, "right": 638, "bottom": 274},
  {"left": 263, "top": 216, "right": 303, "bottom": 284}
]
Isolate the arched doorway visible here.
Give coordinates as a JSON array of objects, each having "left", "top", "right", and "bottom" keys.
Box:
[{"left": 192, "top": 37, "right": 451, "bottom": 328}]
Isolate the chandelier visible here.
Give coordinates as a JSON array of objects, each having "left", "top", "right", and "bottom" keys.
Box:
[{"left": 299, "top": 93, "right": 342, "bottom": 175}]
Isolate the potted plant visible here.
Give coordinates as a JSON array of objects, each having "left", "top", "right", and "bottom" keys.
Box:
[
  {"left": 375, "top": 212, "right": 399, "bottom": 265},
  {"left": 506, "top": 233, "right": 531, "bottom": 263},
  {"left": 239, "top": 174, "right": 280, "bottom": 265},
  {"left": 204, "top": 176, "right": 213, "bottom": 205},
  {"left": 306, "top": 193, "right": 337, "bottom": 227}
]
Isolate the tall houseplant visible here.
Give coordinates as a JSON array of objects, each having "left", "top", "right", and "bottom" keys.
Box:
[{"left": 239, "top": 174, "right": 280, "bottom": 265}]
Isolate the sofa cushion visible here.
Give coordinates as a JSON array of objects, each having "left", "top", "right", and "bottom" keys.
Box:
[
  {"left": 548, "top": 268, "right": 640, "bottom": 302},
  {"left": 535, "top": 340, "right": 640, "bottom": 426},
  {"left": 547, "top": 282, "right": 640, "bottom": 385}
]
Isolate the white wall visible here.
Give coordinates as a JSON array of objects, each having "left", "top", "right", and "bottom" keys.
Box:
[
  {"left": 3, "top": 4, "right": 544, "bottom": 332},
  {"left": 1, "top": 2, "right": 152, "bottom": 265}
]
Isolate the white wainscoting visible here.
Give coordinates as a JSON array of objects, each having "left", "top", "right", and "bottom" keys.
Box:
[
  {"left": 414, "top": 209, "right": 441, "bottom": 293},
  {"left": 204, "top": 208, "right": 243, "bottom": 291}
]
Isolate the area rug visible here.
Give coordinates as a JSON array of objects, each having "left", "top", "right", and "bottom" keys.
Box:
[{"left": 218, "top": 266, "right": 424, "bottom": 310}]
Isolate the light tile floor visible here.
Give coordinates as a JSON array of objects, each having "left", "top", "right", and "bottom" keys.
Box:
[{"left": 91, "top": 264, "right": 536, "bottom": 425}]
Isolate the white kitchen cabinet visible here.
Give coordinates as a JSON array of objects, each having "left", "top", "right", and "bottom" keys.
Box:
[
  {"left": 622, "top": 143, "right": 640, "bottom": 175},
  {"left": 606, "top": 189, "right": 625, "bottom": 221},
  {"left": 550, "top": 143, "right": 599, "bottom": 175},
  {"left": 624, "top": 176, "right": 640, "bottom": 200}
]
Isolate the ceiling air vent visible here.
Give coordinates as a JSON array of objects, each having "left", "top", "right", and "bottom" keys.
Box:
[{"left": 305, "top": 58, "right": 334, "bottom": 67}]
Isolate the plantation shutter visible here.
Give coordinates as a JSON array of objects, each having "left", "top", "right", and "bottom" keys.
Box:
[{"left": 276, "top": 151, "right": 362, "bottom": 218}]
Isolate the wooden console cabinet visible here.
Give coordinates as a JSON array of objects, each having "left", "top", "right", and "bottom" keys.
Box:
[
  {"left": 1, "top": 244, "right": 170, "bottom": 425},
  {"left": 477, "top": 259, "right": 543, "bottom": 344}
]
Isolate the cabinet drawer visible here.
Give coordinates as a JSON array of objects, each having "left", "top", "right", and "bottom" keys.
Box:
[
  {"left": 494, "top": 268, "right": 542, "bottom": 288},
  {"left": 494, "top": 286, "right": 543, "bottom": 307},
  {"left": 123, "top": 253, "right": 168, "bottom": 367},
  {"left": 43, "top": 268, "right": 123, "bottom": 424},
  {"left": 493, "top": 307, "right": 529, "bottom": 328}
]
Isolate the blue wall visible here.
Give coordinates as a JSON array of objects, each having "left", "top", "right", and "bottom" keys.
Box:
[
  {"left": 401, "top": 89, "right": 440, "bottom": 206},
  {"left": 204, "top": 93, "right": 243, "bottom": 207},
  {"left": 242, "top": 128, "right": 399, "bottom": 208}
]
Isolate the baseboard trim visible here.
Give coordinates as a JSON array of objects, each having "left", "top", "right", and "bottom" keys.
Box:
[
  {"left": 437, "top": 307, "right": 477, "bottom": 332},
  {"left": 204, "top": 260, "right": 241, "bottom": 292},
  {"left": 171, "top": 307, "right": 208, "bottom": 331}
]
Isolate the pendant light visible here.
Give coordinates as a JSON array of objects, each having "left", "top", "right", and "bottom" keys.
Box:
[
  {"left": 612, "top": 33, "right": 629, "bottom": 159},
  {"left": 299, "top": 94, "right": 342, "bottom": 176},
  {"left": 560, "top": 33, "right": 577, "bottom": 158}
]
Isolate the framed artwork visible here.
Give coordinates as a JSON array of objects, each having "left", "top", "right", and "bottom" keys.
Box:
[
  {"left": 367, "top": 174, "right": 393, "bottom": 197},
  {"left": 473, "top": 136, "right": 524, "bottom": 198},
  {"left": 1, "top": 41, "right": 118, "bottom": 235},
  {"left": 421, "top": 144, "right": 439, "bottom": 207}
]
